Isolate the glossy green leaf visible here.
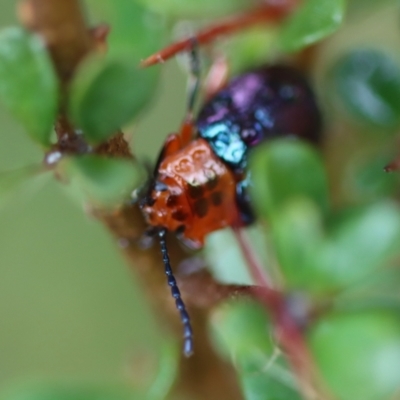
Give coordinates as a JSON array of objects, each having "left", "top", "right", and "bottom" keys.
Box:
[
  {"left": 0, "top": 383, "right": 146, "bottom": 400},
  {"left": 309, "top": 310, "right": 400, "bottom": 400},
  {"left": 211, "top": 300, "right": 301, "bottom": 400},
  {"left": 135, "top": 0, "right": 251, "bottom": 18},
  {"left": 69, "top": 56, "right": 155, "bottom": 143},
  {"left": 330, "top": 49, "right": 400, "bottom": 128},
  {"left": 249, "top": 140, "right": 329, "bottom": 221},
  {"left": 279, "top": 0, "right": 346, "bottom": 52},
  {"left": 0, "top": 27, "right": 58, "bottom": 146},
  {"left": 62, "top": 155, "right": 144, "bottom": 206}
]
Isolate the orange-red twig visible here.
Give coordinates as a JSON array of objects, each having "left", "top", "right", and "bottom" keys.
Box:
[{"left": 141, "top": 0, "right": 299, "bottom": 67}]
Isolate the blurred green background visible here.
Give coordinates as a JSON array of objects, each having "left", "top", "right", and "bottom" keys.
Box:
[
  {"left": 0, "top": 0, "right": 188, "bottom": 389},
  {"left": 1, "top": 0, "right": 400, "bottom": 395}
]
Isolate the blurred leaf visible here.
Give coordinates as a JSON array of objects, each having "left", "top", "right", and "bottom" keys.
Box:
[
  {"left": 211, "top": 301, "right": 272, "bottom": 359},
  {"left": 220, "top": 27, "right": 276, "bottom": 74},
  {"left": 147, "top": 339, "right": 179, "bottom": 400},
  {"left": 205, "top": 229, "right": 254, "bottom": 285},
  {"left": 86, "top": 0, "right": 166, "bottom": 61},
  {"left": 0, "top": 165, "right": 51, "bottom": 216},
  {"left": 70, "top": 0, "right": 167, "bottom": 144},
  {"left": 347, "top": 0, "right": 394, "bottom": 19},
  {"left": 330, "top": 49, "right": 400, "bottom": 129},
  {"left": 309, "top": 310, "right": 400, "bottom": 400},
  {"left": 314, "top": 201, "right": 400, "bottom": 290},
  {"left": 270, "top": 199, "right": 400, "bottom": 293},
  {"left": 0, "top": 383, "right": 146, "bottom": 400},
  {"left": 69, "top": 56, "right": 155, "bottom": 143},
  {"left": 134, "top": 0, "right": 251, "bottom": 18},
  {"left": 249, "top": 140, "right": 329, "bottom": 221},
  {"left": 0, "top": 27, "right": 58, "bottom": 146},
  {"left": 335, "top": 268, "right": 400, "bottom": 313},
  {"left": 211, "top": 300, "right": 301, "bottom": 400},
  {"left": 344, "top": 147, "right": 400, "bottom": 202},
  {"left": 270, "top": 199, "right": 325, "bottom": 290},
  {"left": 62, "top": 154, "right": 144, "bottom": 206},
  {"left": 0, "top": 165, "right": 44, "bottom": 202},
  {"left": 279, "top": 0, "right": 346, "bottom": 52}
]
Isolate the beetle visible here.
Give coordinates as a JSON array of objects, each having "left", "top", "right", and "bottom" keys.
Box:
[{"left": 138, "top": 1, "right": 322, "bottom": 356}]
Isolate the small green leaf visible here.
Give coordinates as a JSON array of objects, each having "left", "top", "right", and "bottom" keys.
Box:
[
  {"left": 309, "top": 310, "right": 400, "bottom": 400},
  {"left": 330, "top": 49, "right": 400, "bottom": 129},
  {"left": 69, "top": 57, "right": 155, "bottom": 143},
  {"left": 0, "top": 383, "right": 146, "bottom": 400},
  {"left": 63, "top": 155, "right": 144, "bottom": 206},
  {"left": 0, "top": 27, "right": 58, "bottom": 146},
  {"left": 279, "top": 0, "right": 346, "bottom": 52},
  {"left": 211, "top": 300, "right": 301, "bottom": 400},
  {"left": 249, "top": 140, "right": 329, "bottom": 220}
]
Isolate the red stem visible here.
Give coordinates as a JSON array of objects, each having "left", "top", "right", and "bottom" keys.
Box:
[
  {"left": 234, "top": 226, "right": 324, "bottom": 399},
  {"left": 141, "top": 0, "right": 299, "bottom": 67},
  {"left": 233, "top": 226, "right": 272, "bottom": 288}
]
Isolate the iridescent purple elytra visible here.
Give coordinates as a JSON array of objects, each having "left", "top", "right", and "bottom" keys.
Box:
[{"left": 195, "top": 65, "right": 322, "bottom": 223}]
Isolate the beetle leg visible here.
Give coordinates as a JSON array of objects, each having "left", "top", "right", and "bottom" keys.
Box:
[{"left": 186, "top": 38, "right": 201, "bottom": 122}]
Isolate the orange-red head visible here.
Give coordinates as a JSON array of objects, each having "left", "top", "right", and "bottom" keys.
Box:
[{"left": 141, "top": 139, "right": 239, "bottom": 248}]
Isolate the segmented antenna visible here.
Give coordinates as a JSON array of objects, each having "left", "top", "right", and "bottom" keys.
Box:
[{"left": 158, "top": 229, "right": 194, "bottom": 356}]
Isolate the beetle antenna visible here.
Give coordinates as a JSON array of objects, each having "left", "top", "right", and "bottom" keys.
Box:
[
  {"left": 186, "top": 37, "right": 201, "bottom": 120},
  {"left": 158, "top": 229, "right": 194, "bottom": 356}
]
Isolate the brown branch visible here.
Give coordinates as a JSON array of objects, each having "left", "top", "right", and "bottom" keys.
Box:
[
  {"left": 92, "top": 205, "right": 244, "bottom": 400},
  {"left": 18, "top": 1, "right": 244, "bottom": 399},
  {"left": 18, "top": 0, "right": 92, "bottom": 83}
]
